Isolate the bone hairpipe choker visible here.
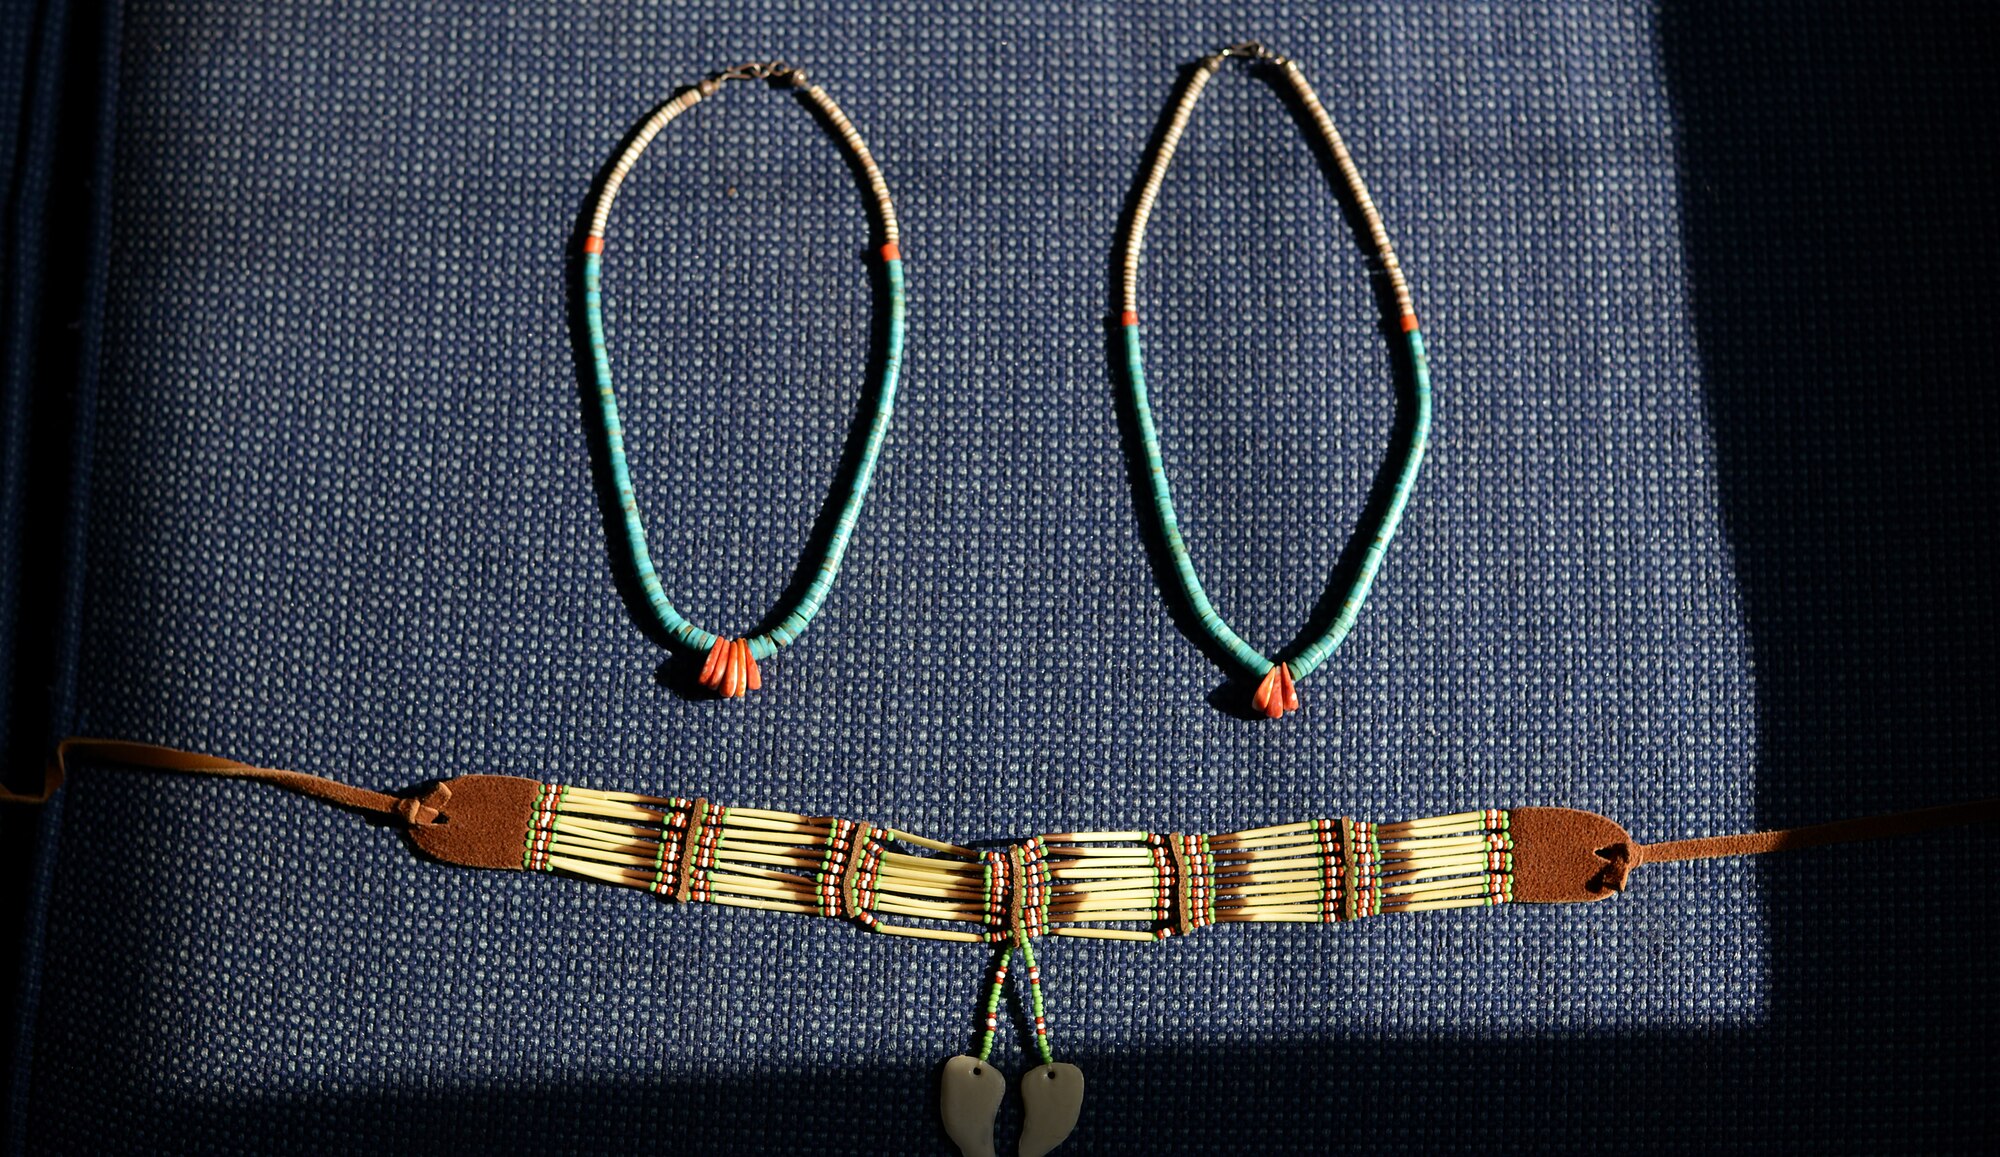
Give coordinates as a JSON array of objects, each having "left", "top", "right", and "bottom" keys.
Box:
[{"left": 8, "top": 739, "right": 1995, "bottom": 1156}]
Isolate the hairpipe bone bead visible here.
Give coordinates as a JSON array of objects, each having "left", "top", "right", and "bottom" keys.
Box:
[
  {"left": 1115, "top": 43, "right": 1431, "bottom": 718},
  {"left": 14, "top": 740, "right": 1997, "bottom": 1156},
  {"left": 580, "top": 61, "right": 906, "bottom": 698}
]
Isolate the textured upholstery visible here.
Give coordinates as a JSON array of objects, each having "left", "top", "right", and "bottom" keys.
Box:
[{"left": 4, "top": 1, "right": 1995, "bottom": 1152}]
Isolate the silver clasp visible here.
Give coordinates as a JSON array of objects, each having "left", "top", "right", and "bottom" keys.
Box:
[
  {"left": 715, "top": 60, "right": 806, "bottom": 87},
  {"left": 1218, "top": 41, "right": 1288, "bottom": 66}
]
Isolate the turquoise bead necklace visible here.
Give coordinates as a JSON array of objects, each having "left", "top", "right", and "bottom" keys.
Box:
[
  {"left": 581, "top": 62, "right": 906, "bottom": 698},
  {"left": 1116, "top": 43, "right": 1431, "bottom": 718}
]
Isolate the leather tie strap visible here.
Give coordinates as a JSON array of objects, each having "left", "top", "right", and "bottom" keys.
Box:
[
  {"left": 1512, "top": 796, "right": 2000, "bottom": 900},
  {"left": 1636, "top": 797, "right": 2000, "bottom": 866},
  {"left": 7, "top": 739, "right": 1994, "bottom": 899},
  {"left": 4, "top": 737, "right": 450, "bottom": 826}
]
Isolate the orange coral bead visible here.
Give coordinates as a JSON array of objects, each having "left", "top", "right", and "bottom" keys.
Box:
[
  {"left": 723, "top": 638, "right": 746, "bottom": 698},
  {"left": 743, "top": 640, "right": 762, "bottom": 691},
  {"left": 700, "top": 637, "right": 731, "bottom": 689},
  {"left": 1253, "top": 666, "right": 1283, "bottom": 717}
]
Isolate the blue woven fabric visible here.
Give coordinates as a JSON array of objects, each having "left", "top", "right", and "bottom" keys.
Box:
[{"left": 6, "top": 0, "right": 1996, "bottom": 1152}]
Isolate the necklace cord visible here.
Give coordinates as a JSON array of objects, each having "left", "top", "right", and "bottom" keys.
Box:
[
  {"left": 578, "top": 65, "right": 905, "bottom": 690},
  {"left": 1120, "top": 45, "right": 1412, "bottom": 321},
  {"left": 1112, "top": 47, "right": 1431, "bottom": 715}
]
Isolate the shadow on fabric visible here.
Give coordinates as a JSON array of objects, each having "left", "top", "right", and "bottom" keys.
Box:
[
  {"left": 1, "top": 0, "right": 115, "bottom": 1108},
  {"left": 1643, "top": 0, "right": 1999, "bottom": 1145},
  {"left": 1080, "top": 10, "right": 2000, "bottom": 1146}
]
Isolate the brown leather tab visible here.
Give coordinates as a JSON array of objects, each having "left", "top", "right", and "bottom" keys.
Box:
[
  {"left": 1337, "top": 818, "right": 1360, "bottom": 921},
  {"left": 1507, "top": 807, "right": 1637, "bottom": 903},
  {"left": 1164, "top": 835, "right": 1194, "bottom": 936},
  {"left": 402, "top": 775, "right": 542, "bottom": 869},
  {"left": 1007, "top": 844, "right": 1031, "bottom": 944},
  {"left": 1508, "top": 800, "right": 1999, "bottom": 903},
  {"left": 839, "top": 821, "right": 875, "bottom": 918},
  {"left": 675, "top": 799, "right": 710, "bottom": 902}
]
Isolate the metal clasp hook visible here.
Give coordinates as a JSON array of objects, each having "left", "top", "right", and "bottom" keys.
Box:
[
  {"left": 1218, "top": 41, "right": 1288, "bottom": 66},
  {"left": 715, "top": 59, "right": 806, "bottom": 87}
]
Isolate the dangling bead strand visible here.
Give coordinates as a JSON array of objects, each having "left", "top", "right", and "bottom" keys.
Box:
[
  {"left": 973, "top": 945, "right": 1013, "bottom": 1062},
  {"left": 1019, "top": 935, "right": 1055, "bottom": 1066},
  {"left": 1117, "top": 43, "right": 1432, "bottom": 718}
]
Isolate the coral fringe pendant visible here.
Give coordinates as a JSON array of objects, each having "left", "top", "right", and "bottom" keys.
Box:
[
  {"left": 699, "top": 637, "right": 762, "bottom": 699},
  {"left": 579, "top": 62, "right": 906, "bottom": 700},
  {"left": 1251, "top": 663, "right": 1301, "bottom": 719},
  {"left": 1113, "top": 43, "right": 1432, "bottom": 719}
]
